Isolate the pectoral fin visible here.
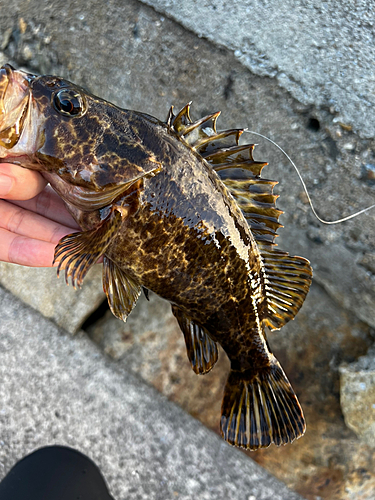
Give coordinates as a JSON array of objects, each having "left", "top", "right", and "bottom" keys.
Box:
[
  {"left": 53, "top": 210, "right": 122, "bottom": 288},
  {"left": 172, "top": 306, "right": 218, "bottom": 374},
  {"left": 102, "top": 256, "right": 141, "bottom": 322}
]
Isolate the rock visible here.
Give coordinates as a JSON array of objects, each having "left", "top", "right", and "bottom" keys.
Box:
[
  {"left": 278, "top": 227, "right": 375, "bottom": 330},
  {"left": 86, "top": 292, "right": 229, "bottom": 431},
  {"left": 86, "top": 283, "right": 375, "bottom": 499},
  {"left": 340, "top": 346, "right": 375, "bottom": 447},
  {"left": 0, "top": 263, "right": 105, "bottom": 334},
  {"left": 251, "top": 284, "right": 375, "bottom": 499}
]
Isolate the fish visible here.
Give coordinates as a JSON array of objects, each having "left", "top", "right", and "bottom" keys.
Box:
[{"left": 0, "top": 64, "right": 312, "bottom": 450}]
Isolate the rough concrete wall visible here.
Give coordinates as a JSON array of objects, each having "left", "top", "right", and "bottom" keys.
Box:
[
  {"left": 144, "top": 0, "right": 375, "bottom": 139},
  {"left": 0, "top": 0, "right": 374, "bottom": 498}
]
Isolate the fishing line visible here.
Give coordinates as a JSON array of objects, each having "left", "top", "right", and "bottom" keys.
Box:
[{"left": 242, "top": 130, "right": 375, "bottom": 225}]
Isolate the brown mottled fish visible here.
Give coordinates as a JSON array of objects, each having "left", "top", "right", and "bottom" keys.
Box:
[{"left": 0, "top": 64, "right": 312, "bottom": 450}]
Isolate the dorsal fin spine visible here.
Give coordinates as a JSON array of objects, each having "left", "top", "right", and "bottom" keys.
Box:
[
  {"left": 203, "top": 144, "right": 255, "bottom": 162},
  {"left": 193, "top": 129, "right": 243, "bottom": 150},
  {"left": 166, "top": 106, "right": 175, "bottom": 128},
  {"left": 181, "top": 111, "right": 221, "bottom": 136},
  {"left": 172, "top": 102, "right": 192, "bottom": 133},
  {"left": 166, "top": 103, "right": 283, "bottom": 247}
]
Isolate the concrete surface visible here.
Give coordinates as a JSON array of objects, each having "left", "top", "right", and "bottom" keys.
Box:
[
  {"left": 144, "top": 0, "right": 375, "bottom": 138},
  {"left": 0, "top": 286, "right": 304, "bottom": 500},
  {"left": 0, "top": 263, "right": 105, "bottom": 333}
]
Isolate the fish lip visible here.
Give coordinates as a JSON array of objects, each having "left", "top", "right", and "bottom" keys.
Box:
[
  {"left": 1, "top": 63, "right": 37, "bottom": 85},
  {"left": 0, "top": 94, "right": 30, "bottom": 149},
  {"left": 0, "top": 153, "right": 31, "bottom": 163},
  {"left": 0, "top": 153, "right": 36, "bottom": 172},
  {"left": 0, "top": 63, "right": 34, "bottom": 99},
  {"left": 0, "top": 64, "right": 35, "bottom": 150},
  {"left": 0, "top": 65, "right": 11, "bottom": 111}
]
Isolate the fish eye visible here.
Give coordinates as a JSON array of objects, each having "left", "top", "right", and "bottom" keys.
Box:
[{"left": 53, "top": 89, "right": 85, "bottom": 117}]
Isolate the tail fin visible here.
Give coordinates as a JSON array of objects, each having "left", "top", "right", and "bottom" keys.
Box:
[{"left": 220, "top": 356, "right": 305, "bottom": 450}]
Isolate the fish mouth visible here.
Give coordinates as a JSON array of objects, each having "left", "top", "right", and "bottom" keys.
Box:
[{"left": 0, "top": 64, "right": 36, "bottom": 152}]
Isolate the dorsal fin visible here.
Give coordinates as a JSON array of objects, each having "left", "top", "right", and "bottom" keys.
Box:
[
  {"left": 166, "top": 103, "right": 282, "bottom": 247},
  {"left": 166, "top": 105, "right": 312, "bottom": 329}
]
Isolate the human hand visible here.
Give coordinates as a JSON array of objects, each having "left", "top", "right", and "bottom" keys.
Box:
[{"left": 0, "top": 163, "right": 80, "bottom": 267}]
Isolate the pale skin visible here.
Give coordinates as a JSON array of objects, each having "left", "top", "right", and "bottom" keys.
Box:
[{"left": 0, "top": 163, "right": 80, "bottom": 267}]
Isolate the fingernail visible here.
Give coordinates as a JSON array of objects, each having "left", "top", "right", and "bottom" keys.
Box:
[{"left": 0, "top": 175, "right": 13, "bottom": 195}]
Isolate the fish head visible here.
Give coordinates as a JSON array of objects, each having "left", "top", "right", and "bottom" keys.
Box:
[
  {"left": 0, "top": 65, "right": 100, "bottom": 209},
  {"left": 0, "top": 64, "right": 87, "bottom": 169},
  {"left": 0, "top": 64, "right": 162, "bottom": 203},
  {"left": 0, "top": 64, "right": 92, "bottom": 182}
]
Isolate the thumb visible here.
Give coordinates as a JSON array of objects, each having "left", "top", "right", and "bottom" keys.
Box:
[{"left": 0, "top": 163, "right": 47, "bottom": 200}]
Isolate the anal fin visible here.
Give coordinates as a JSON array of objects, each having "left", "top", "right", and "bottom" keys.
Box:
[
  {"left": 103, "top": 256, "right": 141, "bottom": 322},
  {"left": 172, "top": 305, "right": 218, "bottom": 374},
  {"left": 221, "top": 355, "right": 305, "bottom": 450}
]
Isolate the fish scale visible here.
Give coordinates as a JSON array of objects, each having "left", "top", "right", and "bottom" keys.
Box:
[{"left": 0, "top": 64, "right": 312, "bottom": 451}]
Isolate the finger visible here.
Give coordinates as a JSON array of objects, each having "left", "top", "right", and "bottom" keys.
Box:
[
  {"left": 9, "top": 185, "right": 81, "bottom": 229},
  {"left": 0, "top": 198, "right": 78, "bottom": 244},
  {"left": 0, "top": 227, "right": 104, "bottom": 267},
  {"left": 0, "top": 227, "right": 57, "bottom": 267},
  {"left": 0, "top": 163, "right": 47, "bottom": 200}
]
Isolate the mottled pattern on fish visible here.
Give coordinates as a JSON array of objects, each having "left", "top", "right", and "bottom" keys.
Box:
[{"left": 0, "top": 64, "right": 313, "bottom": 450}]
